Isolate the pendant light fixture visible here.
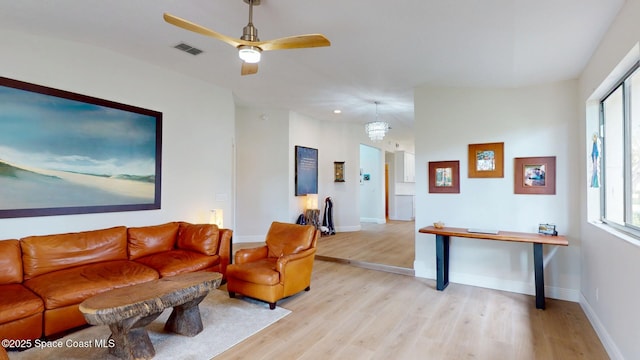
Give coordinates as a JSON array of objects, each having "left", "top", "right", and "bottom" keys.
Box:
[{"left": 365, "top": 101, "right": 390, "bottom": 141}]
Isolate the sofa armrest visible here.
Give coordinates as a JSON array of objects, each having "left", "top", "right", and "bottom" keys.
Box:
[
  {"left": 234, "top": 245, "right": 268, "bottom": 264},
  {"left": 276, "top": 247, "right": 316, "bottom": 285},
  {"left": 218, "top": 229, "right": 233, "bottom": 275}
]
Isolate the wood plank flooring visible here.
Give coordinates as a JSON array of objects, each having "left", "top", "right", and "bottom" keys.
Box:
[
  {"left": 221, "top": 222, "right": 608, "bottom": 360},
  {"left": 315, "top": 220, "right": 415, "bottom": 269}
]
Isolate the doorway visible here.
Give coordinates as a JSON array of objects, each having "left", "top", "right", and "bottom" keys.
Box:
[{"left": 316, "top": 144, "right": 414, "bottom": 273}]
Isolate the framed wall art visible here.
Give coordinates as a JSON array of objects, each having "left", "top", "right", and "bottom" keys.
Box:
[
  {"left": 0, "top": 76, "right": 162, "bottom": 218},
  {"left": 468, "top": 142, "right": 504, "bottom": 178},
  {"left": 295, "top": 145, "right": 318, "bottom": 196},
  {"left": 334, "top": 161, "right": 345, "bottom": 182},
  {"left": 514, "top": 156, "right": 556, "bottom": 195},
  {"left": 428, "top": 160, "right": 460, "bottom": 193}
]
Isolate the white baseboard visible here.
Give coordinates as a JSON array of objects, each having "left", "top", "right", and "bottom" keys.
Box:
[
  {"left": 360, "top": 217, "right": 386, "bottom": 224},
  {"left": 579, "top": 294, "right": 623, "bottom": 360},
  {"left": 413, "top": 260, "right": 435, "bottom": 280},
  {"left": 413, "top": 260, "right": 579, "bottom": 302}
]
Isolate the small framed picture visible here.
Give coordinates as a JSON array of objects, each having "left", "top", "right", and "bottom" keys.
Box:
[
  {"left": 538, "top": 224, "right": 557, "bottom": 236},
  {"left": 428, "top": 160, "right": 460, "bottom": 193},
  {"left": 468, "top": 142, "right": 504, "bottom": 178},
  {"left": 334, "top": 161, "right": 345, "bottom": 182},
  {"left": 514, "top": 156, "right": 556, "bottom": 195}
]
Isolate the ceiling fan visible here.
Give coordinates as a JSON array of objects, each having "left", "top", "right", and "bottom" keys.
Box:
[{"left": 164, "top": 0, "right": 331, "bottom": 76}]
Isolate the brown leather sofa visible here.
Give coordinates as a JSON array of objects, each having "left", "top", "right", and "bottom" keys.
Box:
[
  {"left": 226, "top": 222, "right": 319, "bottom": 309},
  {"left": 0, "top": 221, "right": 231, "bottom": 342},
  {"left": 0, "top": 239, "right": 44, "bottom": 343}
]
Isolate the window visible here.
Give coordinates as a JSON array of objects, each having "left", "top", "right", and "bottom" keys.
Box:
[{"left": 600, "top": 63, "right": 640, "bottom": 230}]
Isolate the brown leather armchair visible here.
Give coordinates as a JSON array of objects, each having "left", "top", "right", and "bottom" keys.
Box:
[{"left": 226, "top": 222, "right": 319, "bottom": 309}]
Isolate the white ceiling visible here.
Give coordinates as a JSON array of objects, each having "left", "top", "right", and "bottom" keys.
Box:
[{"left": 0, "top": 0, "right": 625, "bottom": 143}]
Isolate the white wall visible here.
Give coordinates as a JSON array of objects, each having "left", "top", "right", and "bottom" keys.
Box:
[
  {"left": 234, "top": 107, "right": 291, "bottom": 241},
  {"left": 414, "top": 81, "right": 581, "bottom": 302},
  {"left": 234, "top": 110, "right": 366, "bottom": 242},
  {"left": 290, "top": 113, "right": 362, "bottom": 232},
  {"left": 0, "top": 30, "right": 235, "bottom": 239},
  {"left": 578, "top": 0, "right": 640, "bottom": 358},
  {"left": 359, "top": 144, "right": 385, "bottom": 223}
]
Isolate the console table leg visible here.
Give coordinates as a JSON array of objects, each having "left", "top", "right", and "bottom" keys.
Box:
[
  {"left": 533, "top": 243, "right": 545, "bottom": 310},
  {"left": 436, "top": 234, "right": 450, "bottom": 291}
]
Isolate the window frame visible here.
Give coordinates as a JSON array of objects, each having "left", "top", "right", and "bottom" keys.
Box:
[{"left": 599, "top": 61, "right": 640, "bottom": 234}]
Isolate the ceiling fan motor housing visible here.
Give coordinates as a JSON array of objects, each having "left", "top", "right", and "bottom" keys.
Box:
[{"left": 242, "top": 24, "right": 259, "bottom": 42}]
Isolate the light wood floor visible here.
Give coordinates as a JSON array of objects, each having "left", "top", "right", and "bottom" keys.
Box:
[
  {"left": 221, "top": 224, "right": 609, "bottom": 360},
  {"left": 315, "top": 220, "right": 415, "bottom": 269}
]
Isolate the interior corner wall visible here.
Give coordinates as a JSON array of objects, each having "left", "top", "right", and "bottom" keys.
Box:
[
  {"left": 0, "top": 30, "right": 235, "bottom": 240},
  {"left": 234, "top": 107, "right": 290, "bottom": 242},
  {"left": 577, "top": 0, "right": 640, "bottom": 358},
  {"left": 413, "top": 81, "right": 581, "bottom": 304}
]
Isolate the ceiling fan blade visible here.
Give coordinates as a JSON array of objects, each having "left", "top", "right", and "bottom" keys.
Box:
[
  {"left": 163, "top": 12, "right": 243, "bottom": 48},
  {"left": 241, "top": 62, "right": 259, "bottom": 76},
  {"left": 259, "top": 34, "right": 331, "bottom": 51}
]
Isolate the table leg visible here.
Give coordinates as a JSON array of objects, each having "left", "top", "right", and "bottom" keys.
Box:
[
  {"left": 436, "top": 234, "right": 450, "bottom": 291},
  {"left": 164, "top": 293, "right": 208, "bottom": 336},
  {"left": 109, "top": 312, "right": 162, "bottom": 360},
  {"left": 533, "top": 243, "right": 545, "bottom": 309}
]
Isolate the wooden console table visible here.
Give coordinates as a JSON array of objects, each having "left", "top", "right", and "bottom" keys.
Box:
[{"left": 418, "top": 226, "right": 568, "bottom": 309}]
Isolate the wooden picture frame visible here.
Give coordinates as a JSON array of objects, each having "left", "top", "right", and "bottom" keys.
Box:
[
  {"left": 334, "top": 161, "right": 345, "bottom": 182},
  {"left": 514, "top": 156, "right": 556, "bottom": 194},
  {"left": 429, "top": 160, "right": 460, "bottom": 193},
  {"left": 0, "top": 76, "right": 162, "bottom": 218},
  {"left": 468, "top": 142, "right": 504, "bottom": 178}
]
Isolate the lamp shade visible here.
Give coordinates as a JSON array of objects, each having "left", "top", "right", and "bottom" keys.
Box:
[
  {"left": 306, "top": 194, "right": 318, "bottom": 210},
  {"left": 209, "top": 209, "right": 224, "bottom": 228}
]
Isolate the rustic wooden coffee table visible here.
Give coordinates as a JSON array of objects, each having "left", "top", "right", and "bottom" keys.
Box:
[{"left": 79, "top": 272, "right": 222, "bottom": 360}]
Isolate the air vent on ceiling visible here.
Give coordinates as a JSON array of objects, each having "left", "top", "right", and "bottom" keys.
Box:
[{"left": 174, "top": 42, "right": 203, "bottom": 55}]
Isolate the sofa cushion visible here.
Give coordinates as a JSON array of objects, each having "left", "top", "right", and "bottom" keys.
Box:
[
  {"left": 0, "top": 240, "right": 22, "bottom": 284},
  {"left": 177, "top": 223, "right": 220, "bottom": 256},
  {"left": 266, "top": 222, "right": 315, "bottom": 258},
  {"left": 0, "top": 284, "right": 44, "bottom": 324},
  {"left": 128, "top": 222, "right": 179, "bottom": 260},
  {"left": 135, "top": 249, "right": 220, "bottom": 277},
  {"left": 23, "top": 260, "right": 159, "bottom": 309},
  {"left": 21, "top": 226, "right": 128, "bottom": 280}
]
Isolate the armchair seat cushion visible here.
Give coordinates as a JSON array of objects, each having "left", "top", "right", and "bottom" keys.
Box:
[
  {"left": 135, "top": 249, "right": 220, "bottom": 277},
  {"left": 0, "top": 284, "right": 43, "bottom": 324},
  {"left": 226, "top": 258, "right": 279, "bottom": 286}
]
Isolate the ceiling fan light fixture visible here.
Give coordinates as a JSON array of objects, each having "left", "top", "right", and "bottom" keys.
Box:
[{"left": 238, "top": 45, "right": 262, "bottom": 63}]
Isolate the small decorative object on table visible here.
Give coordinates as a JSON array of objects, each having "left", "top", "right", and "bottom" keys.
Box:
[
  {"left": 538, "top": 224, "right": 557, "bottom": 236},
  {"left": 433, "top": 221, "right": 445, "bottom": 229}
]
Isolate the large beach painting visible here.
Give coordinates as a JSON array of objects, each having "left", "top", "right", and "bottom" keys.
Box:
[{"left": 0, "top": 77, "right": 162, "bottom": 218}]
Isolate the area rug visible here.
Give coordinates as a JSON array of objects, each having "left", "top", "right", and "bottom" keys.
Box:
[{"left": 8, "top": 290, "right": 290, "bottom": 360}]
